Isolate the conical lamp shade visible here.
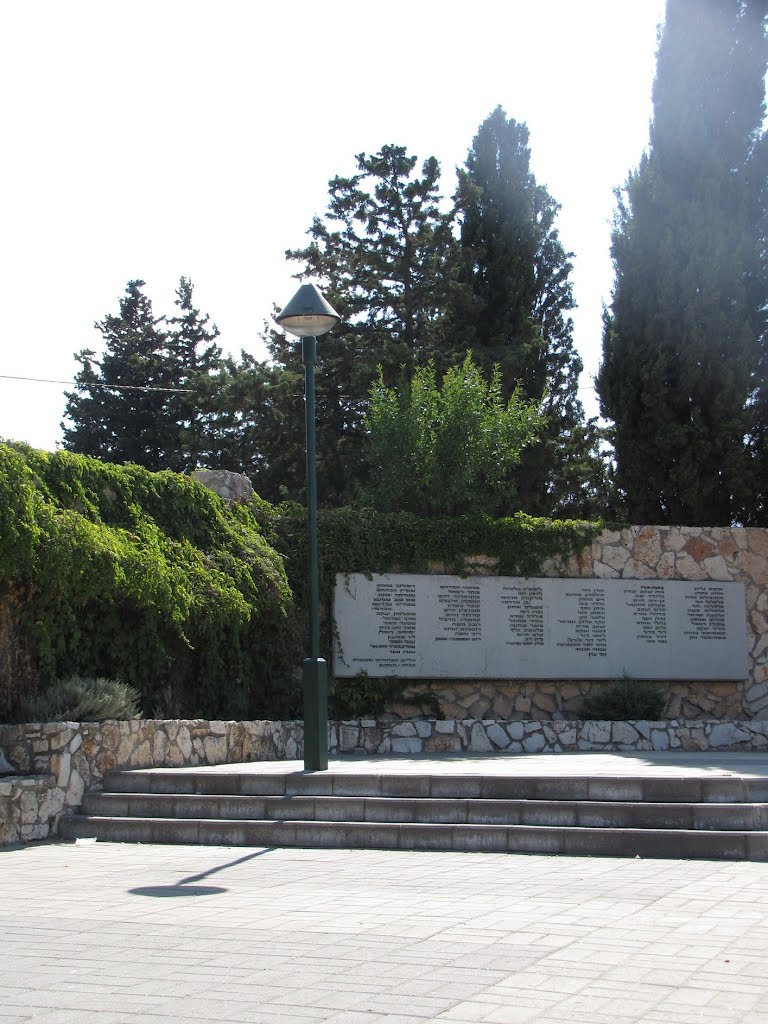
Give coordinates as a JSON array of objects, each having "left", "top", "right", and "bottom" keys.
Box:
[{"left": 276, "top": 283, "right": 341, "bottom": 337}]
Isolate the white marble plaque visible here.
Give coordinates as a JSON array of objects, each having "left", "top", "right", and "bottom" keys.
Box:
[{"left": 333, "top": 574, "right": 748, "bottom": 680}]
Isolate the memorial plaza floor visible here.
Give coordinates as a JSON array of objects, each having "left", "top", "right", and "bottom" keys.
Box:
[{"left": 4, "top": 752, "right": 768, "bottom": 1023}]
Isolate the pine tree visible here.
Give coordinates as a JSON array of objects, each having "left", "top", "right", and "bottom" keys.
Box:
[
  {"left": 62, "top": 281, "right": 172, "bottom": 469},
  {"left": 63, "top": 279, "right": 225, "bottom": 473},
  {"left": 285, "top": 145, "right": 457, "bottom": 373},
  {"left": 597, "top": 0, "right": 768, "bottom": 525},
  {"left": 450, "top": 107, "right": 599, "bottom": 516},
  {"left": 266, "top": 145, "right": 458, "bottom": 504},
  {"left": 164, "top": 277, "right": 222, "bottom": 472}
]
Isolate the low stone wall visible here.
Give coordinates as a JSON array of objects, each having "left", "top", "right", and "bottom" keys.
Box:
[
  {"left": 0, "top": 719, "right": 305, "bottom": 843},
  {"left": 0, "top": 719, "right": 305, "bottom": 803},
  {"left": 0, "top": 774, "right": 61, "bottom": 844},
  {"left": 3, "top": 716, "right": 768, "bottom": 845},
  {"left": 338, "top": 718, "right": 768, "bottom": 754}
]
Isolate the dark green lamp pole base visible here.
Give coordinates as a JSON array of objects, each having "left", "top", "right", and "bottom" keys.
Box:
[{"left": 303, "top": 657, "right": 328, "bottom": 772}]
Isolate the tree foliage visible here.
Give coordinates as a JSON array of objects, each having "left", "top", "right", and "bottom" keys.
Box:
[
  {"left": 164, "top": 277, "right": 222, "bottom": 471},
  {"left": 60, "top": 119, "right": 608, "bottom": 517},
  {"left": 285, "top": 145, "right": 457, "bottom": 371},
  {"left": 279, "top": 127, "right": 603, "bottom": 514},
  {"left": 63, "top": 278, "right": 222, "bottom": 473},
  {"left": 450, "top": 106, "right": 602, "bottom": 517},
  {"left": 359, "top": 354, "right": 543, "bottom": 517},
  {"left": 62, "top": 280, "right": 170, "bottom": 469},
  {"left": 262, "top": 146, "right": 459, "bottom": 504},
  {"left": 597, "top": 0, "right": 768, "bottom": 525},
  {"left": 451, "top": 107, "right": 576, "bottom": 398}
]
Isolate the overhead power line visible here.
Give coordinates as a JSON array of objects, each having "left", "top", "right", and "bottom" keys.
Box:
[{"left": 0, "top": 374, "right": 193, "bottom": 393}]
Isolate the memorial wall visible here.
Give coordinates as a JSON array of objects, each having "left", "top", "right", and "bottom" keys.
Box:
[
  {"left": 334, "top": 574, "right": 748, "bottom": 681},
  {"left": 331, "top": 526, "right": 768, "bottom": 721}
]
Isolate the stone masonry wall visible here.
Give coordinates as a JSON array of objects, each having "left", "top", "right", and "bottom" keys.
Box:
[
  {"left": 390, "top": 526, "right": 768, "bottom": 721},
  {"left": 3, "top": 716, "right": 768, "bottom": 844},
  {"left": 0, "top": 719, "right": 304, "bottom": 844}
]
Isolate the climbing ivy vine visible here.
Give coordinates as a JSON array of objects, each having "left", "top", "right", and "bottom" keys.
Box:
[{"left": 0, "top": 443, "right": 294, "bottom": 720}]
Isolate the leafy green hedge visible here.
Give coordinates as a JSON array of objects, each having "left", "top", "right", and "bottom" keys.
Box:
[{"left": 0, "top": 443, "right": 295, "bottom": 720}]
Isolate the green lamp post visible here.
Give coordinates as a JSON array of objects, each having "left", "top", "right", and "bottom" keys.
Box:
[{"left": 275, "top": 283, "right": 340, "bottom": 772}]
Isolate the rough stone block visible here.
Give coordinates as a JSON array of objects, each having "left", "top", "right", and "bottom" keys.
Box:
[
  {"left": 506, "top": 721, "right": 525, "bottom": 741},
  {"left": 555, "top": 727, "right": 577, "bottom": 747},
  {"left": 593, "top": 561, "right": 619, "bottom": 578},
  {"left": 391, "top": 722, "right": 417, "bottom": 738},
  {"left": 650, "top": 729, "right": 671, "bottom": 750},
  {"left": 391, "top": 737, "right": 422, "bottom": 754},
  {"left": 709, "top": 723, "right": 751, "bottom": 748},
  {"left": 622, "top": 558, "right": 658, "bottom": 579},
  {"left": 64, "top": 771, "right": 84, "bottom": 808},
  {"left": 191, "top": 469, "right": 253, "bottom": 501},
  {"left": 50, "top": 751, "right": 71, "bottom": 789},
  {"left": 703, "top": 555, "right": 733, "bottom": 580},
  {"left": 202, "top": 735, "right": 227, "bottom": 763},
  {"left": 486, "top": 723, "right": 510, "bottom": 749},
  {"left": 522, "top": 732, "right": 547, "bottom": 753},
  {"left": 340, "top": 724, "right": 360, "bottom": 750},
  {"left": 611, "top": 722, "right": 640, "bottom": 745},
  {"left": 152, "top": 731, "right": 170, "bottom": 764},
  {"left": 601, "top": 545, "right": 632, "bottom": 571},
  {"left": 675, "top": 555, "right": 709, "bottom": 580},
  {"left": 468, "top": 723, "right": 493, "bottom": 752},
  {"left": 423, "top": 733, "right": 462, "bottom": 753},
  {"left": 656, "top": 552, "right": 676, "bottom": 578},
  {"left": 582, "top": 721, "right": 611, "bottom": 744},
  {"left": 634, "top": 527, "right": 663, "bottom": 566}
]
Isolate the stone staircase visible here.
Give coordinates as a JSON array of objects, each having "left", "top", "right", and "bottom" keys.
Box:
[{"left": 58, "top": 764, "right": 768, "bottom": 859}]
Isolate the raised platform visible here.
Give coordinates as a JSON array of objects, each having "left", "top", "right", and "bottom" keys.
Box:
[{"left": 59, "top": 751, "right": 768, "bottom": 860}]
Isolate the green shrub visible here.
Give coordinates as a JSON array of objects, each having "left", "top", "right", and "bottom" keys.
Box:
[
  {"left": 580, "top": 678, "right": 666, "bottom": 721},
  {"left": 329, "top": 676, "right": 441, "bottom": 720},
  {"left": 21, "top": 675, "right": 142, "bottom": 722},
  {"left": 360, "top": 355, "right": 544, "bottom": 517}
]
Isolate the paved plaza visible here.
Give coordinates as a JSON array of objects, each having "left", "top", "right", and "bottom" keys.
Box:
[{"left": 3, "top": 819, "right": 768, "bottom": 1022}]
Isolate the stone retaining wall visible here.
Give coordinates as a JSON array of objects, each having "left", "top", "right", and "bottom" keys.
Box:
[
  {"left": 393, "top": 680, "right": 745, "bottom": 723},
  {"left": 339, "top": 717, "right": 768, "bottom": 755},
  {"left": 3, "top": 716, "right": 768, "bottom": 844},
  {"left": 0, "top": 774, "right": 60, "bottom": 844}
]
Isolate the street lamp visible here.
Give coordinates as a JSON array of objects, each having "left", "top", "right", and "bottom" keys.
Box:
[{"left": 275, "top": 283, "right": 340, "bottom": 772}]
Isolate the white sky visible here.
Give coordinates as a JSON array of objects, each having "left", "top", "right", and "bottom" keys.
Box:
[{"left": 0, "top": 0, "right": 666, "bottom": 452}]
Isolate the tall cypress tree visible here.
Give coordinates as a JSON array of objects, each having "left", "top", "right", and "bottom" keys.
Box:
[
  {"left": 597, "top": 0, "right": 768, "bottom": 525},
  {"left": 450, "top": 107, "right": 599, "bottom": 516}
]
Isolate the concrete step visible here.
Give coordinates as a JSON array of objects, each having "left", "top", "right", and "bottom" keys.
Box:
[
  {"left": 81, "top": 791, "right": 768, "bottom": 831},
  {"left": 61, "top": 765, "right": 768, "bottom": 859},
  {"left": 58, "top": 813, "right": 768, "bottom": 860},
  {"left": 100, "top": 768, "right": 768, "bottom": 804}
]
